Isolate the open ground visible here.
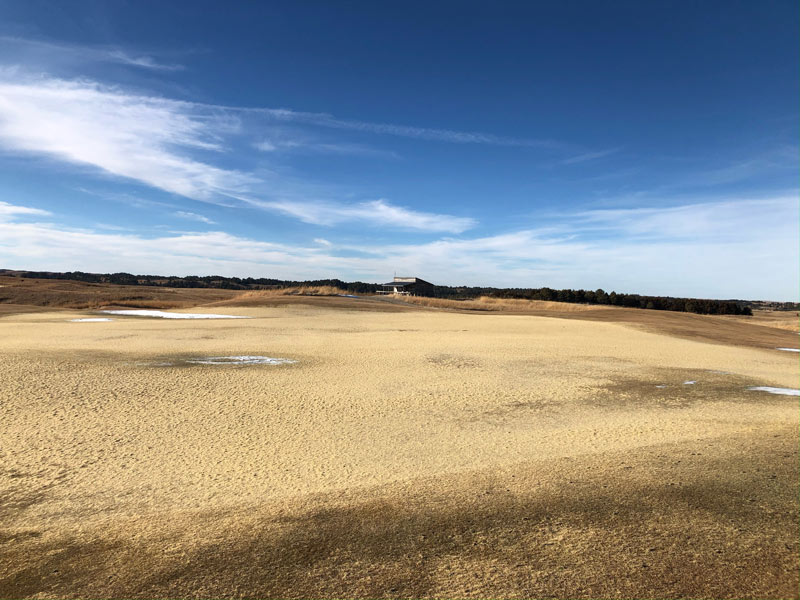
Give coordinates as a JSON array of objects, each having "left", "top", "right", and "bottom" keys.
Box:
[{"left": 0, "top": 276, "right": 797, "bottom": 598}]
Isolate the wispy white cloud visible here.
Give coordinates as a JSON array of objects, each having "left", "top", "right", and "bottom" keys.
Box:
[
  {"left": 0, "top": 200, "right": 51, "bottom": 220},
  {"left": 690, "top": 151, "right": 798, "bottom": 187},
  {"left": 0, "top": 218, "right": 334, "bottom": 279},
  {"left": 0, "top": 39, "right": 563, "bottom": 149},
  {"left": 254, "top": 140, "right": 286, "bottom": 152},
  {"left": 255, "top": 135, "right": 398, "bottom": 158},
  {"left": 575, "top": 195, "right": 798, "bottom": 241},
  {"left": 0, "top": 75, "right": 254, "bottom": 202},
  {"left": 559, "top": 147, "right": 620, "bottom": 165},
  {"left": 103, "top": 50, "right": 183, "bottom": 71},
  {"left": 1, "top": 196, "right": 796, "bottom": 300},
  {"left": 174, "top": 211, "right": 216, "bottom": 224},
  {"left": 76, "top": 187, "right": 178, "bottom": 210},
  {"left": 627, "top": 147, "right": 800, "bottom": 194},
  {"left": 240, "top": 107, "right": 562, "bottom": 148},
  {"left": 0, "top": 36, "right": 184, "bottom": 71},
  {"left": 0, "top": 75, "right": 474, "bottom": 231},
  {"left": 252, "top": 198, "right": 477, "bottom": 233},
  {"left": 93, "top": 223, "right": 133, "bottom": 231},
  {"left": 363, "top": 195, "right": 799, "bottom": 298}
]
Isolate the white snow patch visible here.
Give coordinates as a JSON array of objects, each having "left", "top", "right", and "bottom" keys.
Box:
[
  {"left": 683, "top": 380, "right": 696, "bottom": 385},
  {"left": 102, "top": 310, "right": 249, "bottom": 319},
  {"left": 776, "top": 347, "right": 800, "bottom": 353},
  {"left": 70, "top": 317, "right": 114, "bottom": 322},
  {"left": 747, "top": 386, "right": 800, "bottom": 397},
  {"left": 185, "top": 356, "right": 297, "bottom": 366}
]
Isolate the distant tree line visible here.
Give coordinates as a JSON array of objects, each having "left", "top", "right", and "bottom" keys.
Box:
[
  {"left": 435, "top": 286, "right": 753, "bottom": 315},
  {"left": 1, "top": 269, "right": 776, "bottom": 316},
  {"left": 1, "top": 270, "right": 379, "bottom": 293}
]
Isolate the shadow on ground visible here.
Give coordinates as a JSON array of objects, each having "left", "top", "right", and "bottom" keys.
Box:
[{"left": 1, "top": 427, "right": 797, "bottom": 599}]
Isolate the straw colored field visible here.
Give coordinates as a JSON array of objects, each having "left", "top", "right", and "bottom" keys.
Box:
[
  {"left": 232, "top": 285, "right": 352, "bottom": 299},
  {"left": 392, "top": 295, "right": 612, "bottom": 312},
  {"left": 0, "top": 298, "right": 797, "bottom": 599},
  {"left": 727, "top": 309, "right": 800, "bottom": 332}
]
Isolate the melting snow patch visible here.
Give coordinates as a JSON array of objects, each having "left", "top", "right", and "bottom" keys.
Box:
[
  {"left": 185, "top": 356, "right": 297, "bottom": 366},
  {"left": 776, "top": 347, "right": 800, "bottom": 353},
  {"left": 683, "top": 381, "right": 696, "bottom": 385},
  {"left": 747, "top": 386, "right": 800, "bottom": 397},
  {"left": 102, "top": 310, "right": 249, "bottom": 319},
  {"left": 70, "top": 317, "right": 114, "bottom": 322}
]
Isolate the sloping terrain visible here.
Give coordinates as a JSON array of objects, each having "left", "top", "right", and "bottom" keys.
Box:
[
  {"left": 2, "top": 274, "right": 796, "bottom": 349},
  {"left": 0, "top": 299, "right": 797, "bottom": 598}
]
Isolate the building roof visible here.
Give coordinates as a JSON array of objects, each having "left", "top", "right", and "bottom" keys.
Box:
[
  {"left": 381, "top": 277, "right": 433, "bottom": 286},
  {"left": 380, "top": 281, "right": 414, "bottom": 287}
]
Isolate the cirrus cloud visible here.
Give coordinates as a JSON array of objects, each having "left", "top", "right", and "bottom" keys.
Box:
[
  {"left": 252, "top": 198, "right": 476, "bottom": 233},
  {"left": 0, "top": 196, "right": 796, "bottom": 300},
  {"left": 0, "top": 74, "right": 478, "bottom": 233}
]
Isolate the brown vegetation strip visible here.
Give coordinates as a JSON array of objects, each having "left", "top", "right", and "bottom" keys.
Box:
[
  {"left": 0, "top": 276, "right": 237, "bottom": 310},
  {"left": 395, "top": 296, "right": 799, "bottom": 351},
  {"left": 525, "top": 306, "right": 799, "bottom": 351}
]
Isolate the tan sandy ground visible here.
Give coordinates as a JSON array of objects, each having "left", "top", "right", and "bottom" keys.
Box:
[{"left": 0, "top": 301, "right": 798, "bottom": 598}]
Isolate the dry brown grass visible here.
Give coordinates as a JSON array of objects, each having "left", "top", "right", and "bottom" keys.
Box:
[
  {"left": 395, "top": 294, "right": 609, "bottom": 312},
  {"left": 393, "top": 296, "right": 799, "bottom": 351},
  {"left": 233, "top": 285, "right": 349, "bottom": 300},
  {"left": 0, "top": 275, "right": 237, "bottom": 310},
  {"left": 727, "top": 310, "right": 800, "bottom": 333},
  {"left": 0, "top": 303, "right": 797, "bottom": 598},
  {"left": 67, "top": 299, "right": 187, "bottom": 310}
]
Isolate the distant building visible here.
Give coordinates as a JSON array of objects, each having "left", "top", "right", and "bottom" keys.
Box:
[{"left": 377, "top": 276, "right": 434, "bottom": 296}]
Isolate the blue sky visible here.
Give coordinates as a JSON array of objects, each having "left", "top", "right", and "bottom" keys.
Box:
[{"left": 0, "top": 0, "right": 797, "bottom": 299}]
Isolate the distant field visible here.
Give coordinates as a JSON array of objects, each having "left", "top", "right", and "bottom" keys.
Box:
[
  {"left": 0, "top": 279, "right": 797, "bottom": 598},
  {"left": 391, "top": 294, "right": 614, "bottom": 312},
  {"left": 1, "top": 274, "right": 797, "bottom": 347},
  {"left": 0, "top": 275, "right": 237, "bottom": 310},
  {"left": 727, "top": 309, "right": 800, "bottom": 332}
]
